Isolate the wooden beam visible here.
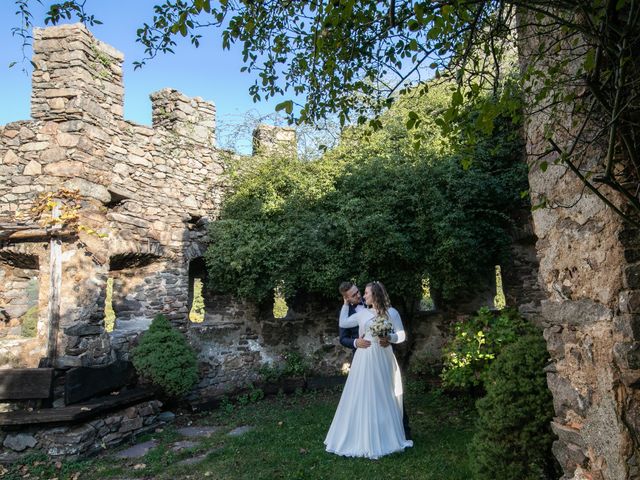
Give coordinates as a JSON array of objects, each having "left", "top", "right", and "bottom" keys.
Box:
[
  {"left": 0, "top": 387, "right": 156, "bottom": 426},
  {"left": 65, "top": 361, "right": 137, "bottom": 405},
  {"left": 0, "top": 368, "right": 54, "bottom": 401}
]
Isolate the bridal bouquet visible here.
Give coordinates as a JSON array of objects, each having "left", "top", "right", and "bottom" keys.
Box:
[{"left": 370, "top": 314, "right": 393, "bottom": 339}]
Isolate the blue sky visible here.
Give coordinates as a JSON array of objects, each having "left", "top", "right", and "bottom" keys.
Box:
[{"left": 0, "top": 1, "right": 287, "bottom": 152}]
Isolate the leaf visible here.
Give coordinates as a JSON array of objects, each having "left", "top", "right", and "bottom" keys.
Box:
[
  {"left": 583, "top": 48, "right": 596, "bottom": 72},
  {"left": 275, "top": 100, "right": 293, "bottom": 114},
  {"left": 539, "top": 161, "right": 548, "bottom": 172},
  {"left": 406, "top": 111, "right": 420, "bottom": 130},
  {"left": 451, "top": 90, "right": 463, "bottom": 107}
]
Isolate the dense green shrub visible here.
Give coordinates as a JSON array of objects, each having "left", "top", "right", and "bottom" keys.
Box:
[
  {"left": 131, "top": 314, "right": 199, "bottom": 397},
  {"left": 470, "top": 334, "right": 559, "bottom": 480},
  {"left": 205, "top": 83, "right": 527, "bottom": 306},
  {"left": 441, "top": 307, "right": 537, "bottom": 389}
]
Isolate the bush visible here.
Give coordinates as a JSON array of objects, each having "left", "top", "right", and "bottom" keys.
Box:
[
  {"left": 470, "top": 334, "right": 560, "bottom": 480},
  {"left": 131, "top": 314, "right": 199, "bottom": 397},
  {"left": 441, "top": 307, "right": 536, "bottom": 390}
]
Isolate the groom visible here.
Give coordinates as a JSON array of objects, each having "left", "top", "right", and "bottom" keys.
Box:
[
  {"left": 338, "top": 281, "right": 370, "bottom": 352},
  {"left": 337, "top": 280, "right": 412, "bottom": 441}
]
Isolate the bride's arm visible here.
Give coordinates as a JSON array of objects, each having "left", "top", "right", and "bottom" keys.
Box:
[
  {"left": 388, "top": 308, "right": 406, "bottom": 344},
  {"left": 338, "top": 304, "right": 359, "bottom": 328}
]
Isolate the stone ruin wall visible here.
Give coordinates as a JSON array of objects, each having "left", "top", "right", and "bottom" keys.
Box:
[
  {"left": 0, "top": 24, "right": 392, "bottom": 402},
  {"left": 519, "top": 13, "right": 640, "bottom": 480},
  {"left": 0, "top": 24, "right": 224, "bottom": 372},
  {"left": 0, "top": 24, "right": 544, "bottom": 414}
]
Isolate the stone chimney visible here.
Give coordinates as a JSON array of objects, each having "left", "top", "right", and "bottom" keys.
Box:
[
  {"left": 150, "top": 88, "right": 216, "bottom": 146},
  {"left": 252, "top": 124, "right": 296, "bottom": 157},
  {"left": 31, "top": 23, "right": 124, "bottom": 126}
]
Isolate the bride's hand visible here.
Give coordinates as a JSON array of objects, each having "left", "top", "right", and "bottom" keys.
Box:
[{"left": 379, "top": 336, "right": 391, "bottom": 348}]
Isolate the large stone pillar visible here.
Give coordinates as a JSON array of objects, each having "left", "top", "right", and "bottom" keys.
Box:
[
  {"left": 518, "top": 12, "right": 640, "bottom": 480},
  {"left": 31, "top": 23, "right": 124, "bottom": 126}
]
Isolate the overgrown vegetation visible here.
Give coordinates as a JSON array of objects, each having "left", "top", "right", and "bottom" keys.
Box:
[
  {"left": 205, "top": 85, "right": 527, "bottom": 310},
  {"left": 131, "top": 314, "right": 199, "bottom": 397},
  {"left": 470, "top": 334, "right": 559, "bottom": 479},
  {"left": 441, "top": 307, "right": 538, "bottom": 390}
]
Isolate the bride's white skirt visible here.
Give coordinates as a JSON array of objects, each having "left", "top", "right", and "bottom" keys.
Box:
[{"left": 324, "top": 339, "right": 413, "bottom": 459}]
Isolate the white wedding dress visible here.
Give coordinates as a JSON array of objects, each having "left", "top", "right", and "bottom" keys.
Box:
[{"left": 324, "top": 307, "right": 413, "bottom": 459}]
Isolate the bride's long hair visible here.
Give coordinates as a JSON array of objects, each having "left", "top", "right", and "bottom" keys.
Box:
[{"left": 366, "top": 281, "right": 391, "bottom": 316}]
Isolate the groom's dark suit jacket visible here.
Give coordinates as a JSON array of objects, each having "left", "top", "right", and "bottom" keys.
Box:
[{"left": 339, "top": 302, "right": 361, "bottom": 352}]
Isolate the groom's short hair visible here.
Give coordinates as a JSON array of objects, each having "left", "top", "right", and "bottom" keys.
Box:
[{"left": 339, "top": 281, "right": 354, "bottom": 294}]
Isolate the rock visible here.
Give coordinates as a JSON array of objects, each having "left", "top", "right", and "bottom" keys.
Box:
[
  {"left": 63, "top": 323, "right": 103, "bottom": 336},
  {"left": 113, "top": 440, "right": 157, "bottom": 459},
  {"left": 157, "top": 411, "right": 176, "bottom": 423},
  {"left": 23, "top": 160, "right": 42, "bottom": 175},
  {"left": 176, "top": 426, "right": 221, "bottom": 438},
  {"left": 3, "top": 150, "right": 20, "bottom": 164},
  {"left": 170, "top": 440, "right": 199, "bottom": 452},
  {"left": 63, "top": 178, "right": 111, "bottom": 204},
  {"left": 227, "top": 425, "right": 254, "bottom": 437},
  {"left": 3, "top": 433, "right": 37, "bottom": 452},
  {"left": 43, "top": 160, "right": 83, "bottom": 176}
]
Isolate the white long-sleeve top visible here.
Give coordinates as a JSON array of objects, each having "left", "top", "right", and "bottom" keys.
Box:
[{"left": 338, "top": 305, "right": 406, "bottom": 344}]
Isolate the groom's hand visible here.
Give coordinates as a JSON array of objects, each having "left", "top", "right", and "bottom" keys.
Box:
[{"left": 356, "top": 335, "right": 371, "bottom": 349}]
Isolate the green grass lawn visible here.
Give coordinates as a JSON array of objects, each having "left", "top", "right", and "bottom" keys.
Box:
[{"left": 4, "top": 383, "right": 476, "bottom": 480}]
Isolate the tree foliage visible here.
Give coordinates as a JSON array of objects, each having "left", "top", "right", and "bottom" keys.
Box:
[
  {"left": 14, "top": 0, "right": 639, "bottom": 225},
  {"left": 205, "top": 84, "right": 527, "bottom": 307},
  {"left": 441, "top": 307, "right": 537, "bottom": 390}
]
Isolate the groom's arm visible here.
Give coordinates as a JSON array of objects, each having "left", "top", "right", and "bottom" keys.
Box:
[{"left": 339, "top": 326, "right": 358, "bottom": 350}]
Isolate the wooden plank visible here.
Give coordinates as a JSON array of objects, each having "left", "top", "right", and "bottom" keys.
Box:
[
  {"left": 0, "top": 387, "right": 155, "bottom": 426},
  {"left": 64, "top": 361, "right": 137, "bottom": 405},
  {"left": 0, "top": 368, "right": 54, "bottom": 401},
  {"left": 44, "top": 204, "right": 62, "bottom": 368}
]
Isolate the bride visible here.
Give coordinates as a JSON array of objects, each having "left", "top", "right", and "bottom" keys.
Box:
[{"left": 324, "top": 281, "right": 413, "bottom": 459}]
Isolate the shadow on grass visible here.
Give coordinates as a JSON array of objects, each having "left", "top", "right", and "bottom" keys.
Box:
[{"left": 3, "top": 382, "right": 476, "bottom": 480}]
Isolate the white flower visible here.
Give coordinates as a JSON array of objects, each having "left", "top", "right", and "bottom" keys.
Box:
[{"left": 370, "top": 314, "right": 393, "bottom": 338}]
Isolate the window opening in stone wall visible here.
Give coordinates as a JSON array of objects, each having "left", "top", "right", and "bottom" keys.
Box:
[
  {"left": 104, "top": 277, "right": 115, "bottom": 332},
  {"left": 187, "top": 214, "right": 203, "bottom": 228},
  {"left": 189, "top": 278, "right": 205, "bottom": 323},
  {"left": 419, "top": 278, "right": 435, "bottom": 311},
  {"left": 21, "top": 276, "right": 39, "bottom": 338},
  {"left": 188, "top": 258, "right": 206, "bottom": 323},
  {"left": 0, "top": 253, "right": 40, "bottom": 339},
  {"left": 494, "top": 265, "right": 506, "bottom": 310},
  {"left": 105, "top": 189, "right": 129, "bottom": 209},
  {"left": 273, "top": 281, "right": 288, "bottom": 319}
]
